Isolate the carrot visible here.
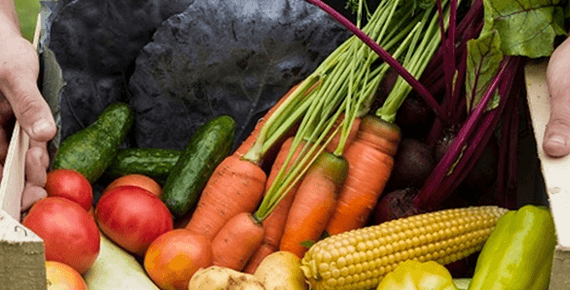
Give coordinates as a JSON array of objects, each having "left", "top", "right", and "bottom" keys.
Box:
[
  {"left": 184, "top": 154, "right": 266, "bottom": 240},
  {"left": 279, "top": 151, "right": 349, "bottom": 258},
  {"left": 245, "top": 117, "right": 359, "bottom": 271},
  {"left": 325, "top": 115, "right": 401, "bottom": 236},
  {"left": 325, "top": 115, "right": 362, "bottom": 154},
  {"left": 234, "top": 84, "right": 300, "bottom": 157},
  {"left": 185, "top": 80, "right": 319, "bottom": 266},
  {"left": 211, "top": 212, "right": 265, "bottom": 271},
  {"left": 243, "top": 137, "right": 303, "bottom": 273}
]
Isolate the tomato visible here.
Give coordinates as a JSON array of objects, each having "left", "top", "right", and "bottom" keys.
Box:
[
  {"left": 46, "top": 261, "right": 88, "bottom": 290},
  {"left": 23, "top": 197, "right": 100, "bottom": 274},
  {"left": 95, "top": 186, "right": 173, "bottom": 256},
  {"left": 45, "top": 169, "right": 93, "bottom": 211},
  {"left": 104, "top": 174, "right": 162, "bottom": 197},
  {"left": 144, "top": 229, "right": 212, "bottom": 290}
]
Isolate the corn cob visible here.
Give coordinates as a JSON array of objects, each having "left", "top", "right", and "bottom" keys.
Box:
[{"left": 300, "top": 206, "right": 508, "bottom": 290}]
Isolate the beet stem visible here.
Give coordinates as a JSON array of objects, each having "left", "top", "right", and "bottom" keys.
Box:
[{"left": 414, "top": 56, "right": 523, "bottom": 210}]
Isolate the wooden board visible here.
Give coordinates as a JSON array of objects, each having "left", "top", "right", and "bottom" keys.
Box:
[
  {"left": 524, "top": 58, "right": 570, "bottom": 290},
  {"left": 0, "top": 210, "right": 45, "bottom": 290}
]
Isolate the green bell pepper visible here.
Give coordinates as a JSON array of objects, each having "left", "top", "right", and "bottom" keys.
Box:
[
  {"left": 468, "top": 204, "right": 556, "bottom": 290},
  {"left": 376, "top": 260, "right": 458, "bottom": 290}
]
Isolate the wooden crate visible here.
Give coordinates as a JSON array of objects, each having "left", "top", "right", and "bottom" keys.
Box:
[{"left": 1, "top": 12, "right": 568, "bottom": 290}]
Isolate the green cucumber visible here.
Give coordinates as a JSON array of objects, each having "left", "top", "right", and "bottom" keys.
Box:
[
  {"left": 105, "top": 148, "right": 181, "bottom": 185},
  {"left": 51, "top": 103, "right": 134, "bottom": 183},
  {"left": 161, "top": 115, "right": 235, "bottom": 218}
]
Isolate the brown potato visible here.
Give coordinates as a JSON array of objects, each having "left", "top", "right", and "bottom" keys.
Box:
[{"left": 188, "top": 266, "right": 265, "bottom": 290}]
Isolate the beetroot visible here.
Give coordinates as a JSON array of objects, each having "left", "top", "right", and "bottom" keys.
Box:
[
  {"left": 433, "top": 124, "right": 460, "bottom": 162},
  {"left": 395, "top": 94, "right": 435, "bottom": 139},
  {"left": 373, "top": 187, "right": 424, "bottom": 224},
  {"left": 388, "top": 138, "right": 435, "bottom": 190}
]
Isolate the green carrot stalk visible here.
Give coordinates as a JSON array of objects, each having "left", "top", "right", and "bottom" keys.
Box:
[{"left": 254, "top": 0, "right": 452, "bottom": 222}]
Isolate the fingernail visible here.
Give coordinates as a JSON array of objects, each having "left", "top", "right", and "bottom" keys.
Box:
[
  {"left": 32, "top": 119, "right": 53, "bottom": 138},
  {"left": 548, "top": 135, "right": 567, "bottom": 146}
]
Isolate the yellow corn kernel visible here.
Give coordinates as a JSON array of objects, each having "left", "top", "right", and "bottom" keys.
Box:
[{"left": 300, "top": 206, "right": 508, "bottom": 290}]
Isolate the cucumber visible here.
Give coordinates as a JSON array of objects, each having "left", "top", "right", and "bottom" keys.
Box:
[
  {"left": 105, "top": 148, "right": 181, "bottom": 185},
  {"left": 51, "top": 103, "right": 134, "bottom": 183},
  {"left": 162, "top": 115, "right": 235, "bottom": 218}
]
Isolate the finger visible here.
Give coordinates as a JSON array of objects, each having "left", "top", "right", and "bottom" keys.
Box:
[
  {"left": 544, "top": 38, "right": 570, "bottom": 157},
  {"left": 2, "top": 78, "right": 56, "bottom": 142},
  {"left": 21, "top": 182, "right": 47, "bottom": 212},
  {"left": 0, "top": 40, "right": 56, "bottom": 143},
  {"left": 29, "top": 139, "right": 50, "bottom": 169},
  {"left": 25, "top": 144, "right": 49, "bottom": 187}
]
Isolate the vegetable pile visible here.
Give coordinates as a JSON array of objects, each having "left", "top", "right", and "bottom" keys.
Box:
[{"left": 27, "top": 0, "right": 567, "bottom": 289}]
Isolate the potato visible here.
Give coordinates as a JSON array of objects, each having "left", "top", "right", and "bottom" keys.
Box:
[
  {"left": 253, "top": 251, "right": 308, "bottom": 290},
  {"left": 188, "top": 266, "right": 265, "bottom": 290}
]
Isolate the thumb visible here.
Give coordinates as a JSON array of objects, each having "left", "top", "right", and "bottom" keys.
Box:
[
  {"left": 3, "top": 79, "right": 56, "bottom": 142},
  {"left": 544, "top": 40, "right": 570, "bottom": 158},
  {"left": 0, "top": 37, "right": 57, "bottom": 143},
  {"left": 543, "top": 98, "right": 570, "bottom": 157}
]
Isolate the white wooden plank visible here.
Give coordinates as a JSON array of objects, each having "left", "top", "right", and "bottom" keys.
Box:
[
  {"left": 0, "top": 124, "right": 29, "bottom": 221},
  {"left": 525, "top": 58, "right": 570, "bottom": 248}
]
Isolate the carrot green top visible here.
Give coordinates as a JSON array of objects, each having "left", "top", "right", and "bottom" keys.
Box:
[{"left": 252, "top": 0, "right": 455, "bottom": 222}]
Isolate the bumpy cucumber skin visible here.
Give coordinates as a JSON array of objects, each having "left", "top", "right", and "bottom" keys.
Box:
[
  {"left": 105, "top": 148, "right": 181, "bottom": 185},
  {"left": 161, "top": 115, "right": 235, "bottom": 218},
  {"left": 51, "top": 103, "right": 134, "bottom": 183}
]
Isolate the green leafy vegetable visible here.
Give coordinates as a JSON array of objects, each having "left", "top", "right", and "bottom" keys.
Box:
[
  {"left": 465, "top": 30, "right": 503, "bottom": 111},
  {"left": 466, "top": 0, "right": 566, "bottom": 108},
  {"left": 480, "top": 0, "right": 566, "bottom": 58}
]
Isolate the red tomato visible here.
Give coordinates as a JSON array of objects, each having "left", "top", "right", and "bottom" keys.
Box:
[
  {"left": 104, "top": 174, "right": 162, "bottom": 197},
  {"left": 144, "top": 229, "right": 212, "bottom": 290},
  {"left": 45, "top": 169, "right": 93, "bottom": 211},
  {"left": 46, "top": 261, "right": 88, "bottom": 290},
  {"left": 23, "top": 197, "right": 100, "bottom": 274},
  {"left": 95, "top": 186, "right": 173, "bottom": 256}
]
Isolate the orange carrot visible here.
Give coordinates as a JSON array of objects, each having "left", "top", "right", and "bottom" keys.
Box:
[
  {"left": 184, "top": 154, "right": 266, "bottom": 241},
  {"left": 265, "top": 137, "right": 300, "bottom": 187},
  {"left": 325, "top": 115, "right": 401, "bottom": 236},
  {"left": 234, "top": 84, "right": 300, "bottom": 157},
  {"left": 279, "top": 151, "right": 348, "bottom": 258},
  {"left": 325, "top": 115, "right": 362, "bottom": 154},
  {"left": 243, "top": 137, "right": 303, "bottom": 273},
  {"left": 211, "top": 212, "right": 265, "bottom": 271}
]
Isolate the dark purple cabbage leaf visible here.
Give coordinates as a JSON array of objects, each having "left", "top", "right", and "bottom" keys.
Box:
[
  {"left": 47, "top": 0, "right": 351, "bottom": 151},
  {"left": 128, "top": 0, "right": 351, "bottom": 149},
  {"left": 48, "top": 0, "right": 197, "bottom": 145}
]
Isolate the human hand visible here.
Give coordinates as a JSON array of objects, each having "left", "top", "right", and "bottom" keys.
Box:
[
  {"left": 544, "top": 37, "right": 570, "bottom": 157},
  {"left": 0, "top": 32, "right": 57, "bottom": 211}
]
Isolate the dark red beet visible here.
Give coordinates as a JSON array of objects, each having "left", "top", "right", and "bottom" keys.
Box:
[
  {"left": 373, "top": 187, "right": 424, "bottom": 224},
  {"left": 395, "top": 94, "right": 435, "bottom": 139},
  {"left": 434, "top": 125, "right": 460, "bottom": 162},
  {"left": 388, "top": 138, "right": 435, "bottom": 190}
]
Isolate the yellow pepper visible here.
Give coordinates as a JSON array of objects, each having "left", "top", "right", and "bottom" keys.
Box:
[{"left": 376, "top": 260, "right": 458, "bottom": 290}]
